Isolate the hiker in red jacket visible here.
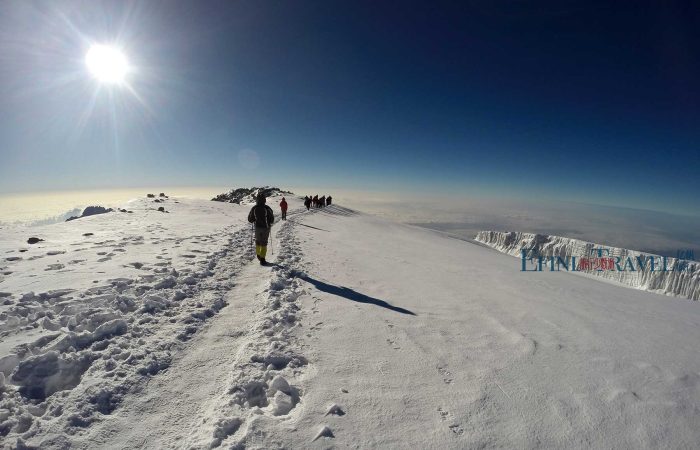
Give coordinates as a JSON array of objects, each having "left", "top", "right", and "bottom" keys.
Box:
[{"left": 279, "top": 197, "right": 288, "bottom": 220}]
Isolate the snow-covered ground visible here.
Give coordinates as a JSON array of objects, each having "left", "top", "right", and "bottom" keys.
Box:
[{"left": 1, "top": 196, "right": 699, "bottom": 448}]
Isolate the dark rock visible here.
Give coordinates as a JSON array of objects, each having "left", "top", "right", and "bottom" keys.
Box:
[
  {"left": 212, "top": 186, "right": 293, "bottom": 204},
  {"left": 159, "top": 193, "right": 168, "bottom": 198},
  {"left": 65, "top": 206, "right": 113, "bottom": 222},
  {"left": 153, "top": 199, "right": 161, "bottom": 203},
  {"left": 27, "top": 237, "right": 44, "bottom": 245},
  {"left": 147, "top": 194, "right": 155, "bottom": 198},
  {"left": 83, "top": 233, "right": 94, "bottom": 237},
  {"left": 82, "top": 206, "right": 113, "bottom": 217},
  {"left": 157, "top": 207, "right": 166, "bottom": 212}
]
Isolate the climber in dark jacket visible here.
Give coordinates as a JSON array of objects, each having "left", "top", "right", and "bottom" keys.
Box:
[{"left": 247, "top": 193, "right": 275, "bottom": 265}]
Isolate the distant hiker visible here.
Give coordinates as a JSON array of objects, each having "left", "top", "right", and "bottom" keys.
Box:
[
  {"left": 247, "top": 193, "right": 275, "bottom": 265},
  {"left": 326, "top": 195, "right": 332, "bottom": 206},
  {"left": 280, "top": 197, "right": 288, "bottom": 220},
  {"left": 313, "top": 195, "right": 319, "bottom": 208},
  {"left": 304, "top": 196, "right": 311, "bottom": 211},
  {"left": 320, "top": 195, "right": 326, "bottom": 207}
]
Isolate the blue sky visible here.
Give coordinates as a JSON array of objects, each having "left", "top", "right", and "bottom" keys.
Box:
[{"left": 0, "top": 0, "right": 699, "bottom": 215}]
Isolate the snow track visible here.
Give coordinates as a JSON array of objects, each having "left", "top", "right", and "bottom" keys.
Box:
[
  {"left": 73, "top": 219, "right": 310, "bottom": 449},
  {"left": 189, "top": 219, "right": 309, "bottom": 449}
]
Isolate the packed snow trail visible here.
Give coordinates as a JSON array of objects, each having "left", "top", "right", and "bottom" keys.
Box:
[
  {"left": 74, "top": 210, "right": 309, "bottom": 449},
  {"left": 77, "top": 258, "right": 271, "bottom": 448}
]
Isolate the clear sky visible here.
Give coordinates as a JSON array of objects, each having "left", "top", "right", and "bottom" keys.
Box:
[{"left": 0, "top": 0, "right": 698, "bottom": 215}]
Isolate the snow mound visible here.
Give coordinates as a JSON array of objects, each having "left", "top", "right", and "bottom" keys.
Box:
[{"left": 476, "top": 230, "right": 700, "bottom": 301}]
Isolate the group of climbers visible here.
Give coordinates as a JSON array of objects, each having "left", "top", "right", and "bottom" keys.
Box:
[
  {"left": 248, "top": 193, "right": 332, "bottom": 265},
  {"left": 304, "top": 194, "right": 332, "bottom": 210}
]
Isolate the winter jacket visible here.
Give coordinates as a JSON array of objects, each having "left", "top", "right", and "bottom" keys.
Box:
[
  {"left": 248, "top": 204, "right": 274, "bottom": 229},
  {"left": 280, "top": 200, "right": 288, "bottom": 211}
]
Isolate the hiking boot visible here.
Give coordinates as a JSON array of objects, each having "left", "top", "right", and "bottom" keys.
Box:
[{"left": 259, "top": 258, "right": 267, "bottom": 266}]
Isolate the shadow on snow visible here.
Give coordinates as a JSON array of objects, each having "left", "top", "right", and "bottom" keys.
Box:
[
  {"left": 286, "top": 220, "right": 330, "bottom": 232},
  {"left": 296, "top": 273, "right": 416, "bottom": 316}
]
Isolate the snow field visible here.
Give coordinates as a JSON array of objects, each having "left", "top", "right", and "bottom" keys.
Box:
[{"left": 2, "top": 197, "right": 700, "bottom": 449}]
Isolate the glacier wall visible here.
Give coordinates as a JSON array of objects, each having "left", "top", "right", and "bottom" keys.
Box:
[{"left": 475, "top": 231, "right": 700, "bottom": 301}]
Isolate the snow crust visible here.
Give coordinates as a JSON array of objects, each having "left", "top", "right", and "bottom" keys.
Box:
[{"left": 475, "top": 230, "right": 700, "bottom": 301}]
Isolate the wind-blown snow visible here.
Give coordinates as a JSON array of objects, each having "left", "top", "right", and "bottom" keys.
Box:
[{"left": 475, "top": 230, "right": 700, "bottom": 301}]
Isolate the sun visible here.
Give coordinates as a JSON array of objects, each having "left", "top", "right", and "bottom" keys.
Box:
[{"left": 85, "top": 44, "right": 129, "bottom": 84}]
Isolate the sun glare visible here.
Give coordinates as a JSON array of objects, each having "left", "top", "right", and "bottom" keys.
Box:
[{"left": 85, "top": 44, "right": 129, "bottom": 84}]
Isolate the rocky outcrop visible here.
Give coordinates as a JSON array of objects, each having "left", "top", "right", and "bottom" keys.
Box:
[
  {"left": 212, "top": 187, "right": 292, "bottom": 204},
  {"left": 66, "top": 206, "right": 113, "bottom": 222}
]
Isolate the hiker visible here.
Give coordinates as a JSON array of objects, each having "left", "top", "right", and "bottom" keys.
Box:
[
  {"left": 313, "top": 195, "right": 319, "bottom": 208},
  {"left": 280, "top": 197, "right": 288, "bottom": 220},
  {"left": 304, "top": 196, "right": 311, "bottom": 211},
  {"left": 320, "top": 195, "right": 326, "bottom": 207},
  {"left": 326, "top": 195, "right": 332, "bottom": 206},
  {"left": 247, "top": 193, "right": 275, "bottom": 265}
]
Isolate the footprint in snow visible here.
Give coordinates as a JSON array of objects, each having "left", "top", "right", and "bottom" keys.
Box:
[
  {"left": 438, "top": 366, "right": 453, "bottom": 384},
  {"left": 449, "top": 424, "right": 465, "bottom": 436},
  {"left": 325, "top": 404, "right": 345, "bottom": 416},
  {"left": 386, "top": 338, "right": 401, "bottom": 350},
  {"left": 437, "top": 407, "right": 465, "bottom": 436},
  {"left": 312, "top": 425, "right": 334, "bottom": 441}
]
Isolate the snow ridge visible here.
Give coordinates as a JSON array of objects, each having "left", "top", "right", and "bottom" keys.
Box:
[{"left": 475, "top": 230, "right": 700, "bottom": 301}]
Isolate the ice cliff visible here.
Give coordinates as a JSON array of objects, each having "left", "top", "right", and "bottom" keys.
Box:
[{"left": 475, "top": 231, "right": 700, "bottom": 301}]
